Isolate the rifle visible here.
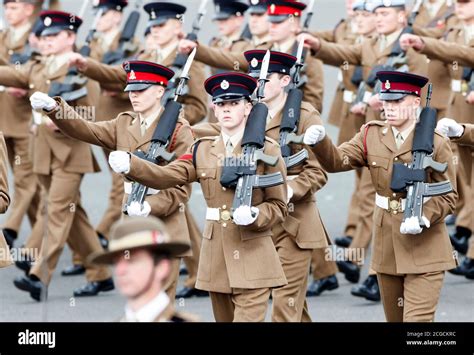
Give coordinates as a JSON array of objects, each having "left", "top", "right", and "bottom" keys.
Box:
[
  {"left": 279, "top": 39, "right": 309, "bottom": 169},
  {"left": 390, "top": 84, "right": 454, "bottom": 227},
  {"left": 123, "top": 48, "right": 197, "bottom": 214},
  {"left": 161, "top": 0, "right": 208, "bottom": 104},
  {"left": 48, "top": 1, "right": 101, "bottom": 102},
  {"left": 102, "top": 0, "right": 143, "bottom": 65},
  {"left": 288, "top": 0, "right": 315, "bottom": 89},
  {"left": 230, "top": 51, "right": 285, "bottom": 216}
]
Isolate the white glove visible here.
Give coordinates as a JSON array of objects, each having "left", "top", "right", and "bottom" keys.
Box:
[
  {"left": 400, "top": 216, "right": 430, "bottom": 235},
  {"left": 303, "top": 125, "right": 326, "bottom": 145},
  {"left": 233, "top": 206, "right": 259, "bottom": 226},
  {"left": 287, "top": 186, "right": 294, "bottom": 203},
  {"left": 127, "top": 201, "right": 151, "bottom": 217},
  {"left": 30, "top": 92, "right": 57, "bottom": 111},
  {"left": 109, "top": 151, "right": 130, "bottom": 174},
  {"left": 436, "top": 118, "right": 464, "bottom": 138}
]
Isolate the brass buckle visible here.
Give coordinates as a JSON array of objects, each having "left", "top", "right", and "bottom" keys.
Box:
[
  {"left": 220, "top": 210, "right": 232, "bottom": 221},
  {"left": 388, "top": 199, "right": 403, "bottom": 215}
]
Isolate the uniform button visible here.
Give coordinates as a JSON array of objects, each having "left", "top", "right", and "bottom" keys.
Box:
[
  {"left": 392, "top": 193, "right": 396, "bottom": 197},
  {"left": 222, "top": 205, "right": 227, "bottom": 209},
  {"left": 222, "top": 223, "right": 227, "bottom": 228},
  {"left": 201, "top": 172, "right": 206, "bottom": 177},
  {"left": 46, "top": 80, "right": 51, "bottom": 85},
  {"left": 29, "top": 84, "right": 35, "bottom": 89},
  {"left": 372, "top": 162, "right": 376, "bottom": 166},
  {"left": 222, "top": 187, "right": 226, "bottom": 191},
  {"left": 394, "top": 157, "right": 398, "bottom": 161},
  {"left": 8, "top": 49, "right": 13, "bottom": 55}
]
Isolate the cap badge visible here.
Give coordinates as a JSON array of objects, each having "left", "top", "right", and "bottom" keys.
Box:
[
  {"left": 270, "top": 4, "right": 276, "bottom": 14},
  {"left": 383, "top": 0, "right": 392, "bottom": 7},
  {"left": 385, "top": 80, "right": 391, "bottom": 90},
  {"left": 251, "top": 0, "right": 259, "bottom": 4},
  {"left": 129, "top": 70, "right": 136, "bottom": 80},
  {"left": 221, "top": 80, "right": 230, "bottom": 90},
  {"left": 44, "top": 17, "right": 52, "bottom": 27},
  {"left": 251, "top": 58, "right": 259, "bottom": 68}
]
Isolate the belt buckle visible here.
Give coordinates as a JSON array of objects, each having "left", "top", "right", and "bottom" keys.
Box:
[
  {"left": 388, "top": 199, "right": 402, "bottom": 215},
  {"left": 220, "top": 210, "right": 232, "bottom": 221}
]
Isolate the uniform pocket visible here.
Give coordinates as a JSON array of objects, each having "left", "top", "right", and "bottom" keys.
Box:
[
  {"left": 367, "top": 155, "right": 390, "bottom": 190},
  {"left": 196, "top": 168, "right": 217, "bottom": 199}
]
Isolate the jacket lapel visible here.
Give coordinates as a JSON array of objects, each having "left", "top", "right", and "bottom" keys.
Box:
[
  {"left": 380, "top": 125, "right": 398, "bottom": 153},
  {"left": 396, "top": 129, "right": 415, "bottom": 157},
  {"left": 127, "top": 114, "right": 141, "bottom": 149},
  {"left": 266, "top": 110, "right": 282, "bottom": 132}
]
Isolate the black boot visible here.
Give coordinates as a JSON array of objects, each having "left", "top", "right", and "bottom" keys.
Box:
[
  {"left": 449, "top": 258, "right": 474, "bottom": 279},
  {"left": 175, "top": 286, "right": 209, "bottom": 298},
  {"left": 61, "top": 264, "right": 86, "bottom": 276},
  {"left": 306, "top": 275, "right": 339, "bottom": 296},
  {"left": 3, "top": 228, "right": 17, "bottom": 249},
  {"left": 351, "top": 275, "right": 380, "bottom": 302},
  {"left": 335, "top": 236, "right": 353, "bottom": 248},
  {"left": 97, "top": 232, "right": 109, "bottom": 249},
  {"left": 450, "top": 227, "right": 471, "bottom": 255},
  {"left": 73, "top": 278, "right": 115, "bottom": 297},
  {"left": 336, "top": 260, "right": 360, "bottom": 283},
  {"left": 13, "top": 275, "right": 46, "bottom": 301}
]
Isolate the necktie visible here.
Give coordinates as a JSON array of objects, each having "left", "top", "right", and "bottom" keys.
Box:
[
  {"left": 155, "top": 50, "right": 163, "bottom": 64},
  {"left": 379, "top": 36, "right": 387, "bottom": 52},
  {"left": 140, "top": 120, "right": 147, "bottom": 136},
  {"left": 395, "top": 132, "right": 403, "bottom": 149},
  {"left": 225, "top": 139, "right": 233, "bottom": 156}
]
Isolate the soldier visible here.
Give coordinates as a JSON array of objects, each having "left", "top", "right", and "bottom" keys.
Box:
[
  {"left": 304, "top": 71, "right": 457, "bottom": 322},
  {"left": 299, "top": 0, "right": 430, "bottom": 287},
  {"left": 437, "top": 118, "right": 474, "bottom": 280},
  {"left": 247, "top": 0, "right": 271, "bottom": 46},
  {"left": 193, "top": 50, "right": 330, "bottom": 321},
  {"left": 89, "top": 216, "right": 195, "bottom": 322},
  {"left": 0, "top": 132, "right": 12, "bottom": 269},
  {"left": 61, "top": 0, "right": 132, "bottom": 277},
  {"left": 178, "top": 0, "right": 325, "bottom": 113},
  {"left": 0, "top": 0, "right": 41, "bottom": 248},
  {"left": 0, "top": 10, "right": 113, "bottom": 301},
  {"left": 108, "top": 72, "right": 288, "bottom": 322},
  {"left": 30, "top": 60, "right": 195, "bottom": 300}
]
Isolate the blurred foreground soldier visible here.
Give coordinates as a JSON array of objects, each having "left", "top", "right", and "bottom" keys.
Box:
[
  {"left": 30, "top": 60, "right": 195, "bottom": 299},
  {"left": 437, "top": 118, "right": 474, "bottom": 280},
  {"left": 0, "top": 0, "right": 41, "bottom": 249},
  {"left": 108, "top": 72, "right": 288, "bottom": 322},
  {"left": 0, "top": 133, "right": 12, "bottom": 268},
  {"left": 0, "top": 10, "right": 113, "bottom": 301},
  {"left": 89, "top": 217, "right": 196, "bottom": 322},
  {"left": 304, "top": 71, "right": 457, "bottom": 322}
]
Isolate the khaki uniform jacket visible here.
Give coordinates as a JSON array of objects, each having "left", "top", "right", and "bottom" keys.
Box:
[
  {"left": 46, "top": 98, "right": 193, "bottom": 254},
  {"left": 88, "top": 31, "right": 135, "bottom": 122},
  {"left": 194, "top": 40, "right": 325, "bottom": 113},
  {"left": 208, "top": 37, "right": 250, "bottom": 75},
  {"left": 420, "top": 37, "right": 474, "bottom": 67},
  {"left": 420, "top": 28, "right": 474, "bottom": 125},
  {"left": 412, "top": 4, "right": 457, "bottom": 113},
  {"left": 315, "top": 18, "right": 358, "bottom": 127},
  {"left": 81, "top": 48, "right": 208, "bottom": 126},
  {"left": 123, "top": 136, "right": 288, "bottom": 293},
  {"left": 0, "top": 132, "right": 12, "bottom": 268},
  {"left": 453, "top": 124, "right": 474, "bottom": 146},
  {"left": 193, "top": 102, "right": 330, "bottom": 249},
  {"left": 0, "top": 57, "right": 101, "bottom": 175},
  {"left": 0, "top": 28, "right": 34, "bottom": 138},
  {"left": 314, "top": 33, "right": 429, "bottom": 122},
  {"left": 312, "top": 121, "right": 457, "bottom": 275}
]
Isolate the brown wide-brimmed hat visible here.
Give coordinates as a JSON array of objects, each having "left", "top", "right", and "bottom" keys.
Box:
[{"left": 89, "top": 216, "right": 190, "bottom": 265}]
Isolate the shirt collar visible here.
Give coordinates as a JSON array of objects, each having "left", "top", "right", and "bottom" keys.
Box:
[
  {"left": 252, "top": 34, "right": 271, "bottom": 47},
  {"left": 124, "top": 291, "right": 170, "bottom": 322},
  {"left": 9, "top": 22, "right": 32, "bottom": 44},
  {"left": 221, "top": 129, "right": 245, "bottom": 153},
  {"left": 423, "top": 0, "right": 445, "bottom": 18},
  {"left": 100, "top": 28, "right": 120, "bottom": 51},
  {"left": 273, "top": 37, "right": 295, "bottom": 53},
  {"left": 267, "top": 97, "right": 286, "bottom": 123},
  {"left": 139, "top": 106, "right": 162, "bottom": 131},
  {"left": 463, "top": 24, "right": 474, "bottom": 43},
  {"left": 156, "top": 41, "right": 179, "bottom": 63},
  {"left": 391, "top": 124, "right": 415, "bottom": 143},
  {"left": 382, "top": 28, "right": 404, "bottom": 49}
]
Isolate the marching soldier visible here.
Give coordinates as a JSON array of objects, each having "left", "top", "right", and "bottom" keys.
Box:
[
  {"left": 30, "top": 60, "right": 195, "bottom": 300},
  {"left": 437, "top": 118, "right": 474, "bottom": 280},
  {"left": 62, "top": 0, "right": 133, "bottom": 277},
  {"left": 399, "top": 0, "right": 473, "bottom": 261},
  {"left": 193, "top": 51, "right": 330, "bottom": 321},
  {"left": 0, "top": 10, "right": 113, "bottom": 301},
  {"left": 108, "top": 72, "right": 288, "bottom": 322},
  {"left": 247, "top": 0, "right": 271, "bottom": 46},
  {"left": 299, "top": 0, "right": 430, "bottom": 288},
  {"left": 304, "top": 71, "right": 458, "bottom": 322},
  {"left": 179, "top": 0, "right": 325, "bottom": 113},
  {"left": 0, "top": 132, "right": 12, "bottom": 268},
  {"left": 89, "top": 217, "right": 196, "bottom": 322},
  {"left": 0, "top": 0, "right": 41, "bottom": 248}
]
